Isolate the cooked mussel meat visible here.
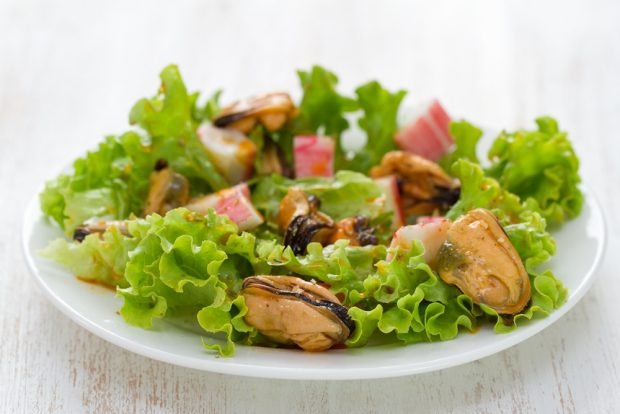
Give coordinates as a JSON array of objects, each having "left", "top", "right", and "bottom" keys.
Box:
[
  {"left": 370, "top": 151, "right": 460, "bottom": 216},
  {"left": 241, "top": 275, "right": 354, "bottom": 351},
  {"left": 436, "top": 208, "right": 531, "bottom": 314},
  {"left": 329, "top": 216, "right": 378, "bottom": 246},
  {"left": 279, "top": 187, "right": 334, "bottom": 254},
  {"left": 213, "top": 92, "right": 297, "bottom": 134},
  {"left": 143, "top": 160, "right": 190, "bottom": 216}
]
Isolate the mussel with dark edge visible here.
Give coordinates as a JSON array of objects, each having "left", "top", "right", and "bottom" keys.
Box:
[
  {"left": 241, "top": 275, "right": 354, "bottom": 352},
  {"left": 436, "top": 208, "right": 531, "bottom": 315}
]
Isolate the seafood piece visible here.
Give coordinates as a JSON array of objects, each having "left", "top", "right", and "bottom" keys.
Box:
[
  {"left": 73, "top": 220, "right": 129, "bottom": 242},
  {"left": 278, "top": 187, "right": 334, "bottom": 254},
  {"left": 197, "top": 124, "right": 257, "bottom": 185},
  {"left": 388, "top": 218, "right": 451, "bottom": 267},
  {"left": 437, "top": 209, "right": 531, "bottom": 314},
  {"left": 370, "top": 151, "right": 460, "bottom": 216},
  {"left": 260, "top": 138, "right": 293, "bottom": 177},
  {"left": 329, "top": 216, "right": 377, "bottom": 247},
  {"left": 143, "top": 160, "right": 190, "bottom": 216},
  {"left": 293, "top": 136, "right": 335, "bottom": 178},
  {"left": 213, "top": 92, "right": 297, "bottom": 134},
  {"left": 184, "top": 183, "right": 264, "bottom": 231},
  {"left": 395, "top": 99, "right": 453, "bottom": 161},
  {"left": 373, "top": 175, "right": 405, "bottom": 230},
  {"left": 241, "top": 275, "right": 354, "bottom": 351}
]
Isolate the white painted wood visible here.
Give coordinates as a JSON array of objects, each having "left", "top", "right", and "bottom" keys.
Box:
[{"left": 1, "top": 0, "right": 619, "bottom": 412}]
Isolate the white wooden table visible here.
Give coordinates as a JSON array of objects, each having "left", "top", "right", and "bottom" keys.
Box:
[{"left": 2, "top": 0, "right": 619, "bottom": 412}]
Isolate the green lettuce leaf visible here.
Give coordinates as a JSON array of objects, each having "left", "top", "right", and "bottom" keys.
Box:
[
  {"left": 486, "top": 117, "right": 583, "bottom": 225},
  {"left": 346, "top": 242, "right": 476, "bottom": 347},
  {"left": 439, "top": 120, "right": 483, "bottom": 170},
  {"left": 197, "top": 295, "right": 256, "bottom": 357},
  {"left": 192, "top": 89, "right": 223, "bottom": 123},
  {"left": 118, "top": 209, "right": 259, "bottom": 351},
  {"left": 347, "top": 81, "right": 406, "bottom": 172},
  {"left": 40, "top": 225, "right": 135, "bottom": 288}
]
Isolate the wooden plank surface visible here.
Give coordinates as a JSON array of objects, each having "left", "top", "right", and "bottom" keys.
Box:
[{"left": 1, "top": 0, "right": 619, "bottom": 412}]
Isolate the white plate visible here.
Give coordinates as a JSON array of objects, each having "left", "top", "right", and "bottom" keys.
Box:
[{"left": 22, "top": 187, "right": 606, "bottom": 380}]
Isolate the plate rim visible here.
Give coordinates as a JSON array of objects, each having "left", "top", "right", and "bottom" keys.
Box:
[{"left": 22, "top": 185, "right": 607, "bottom": 380}]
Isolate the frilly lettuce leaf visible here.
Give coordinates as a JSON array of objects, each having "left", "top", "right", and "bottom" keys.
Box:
[
  {"left": 363, "top": 241, "right": 461, "bottom": 304},
  {"left": 40, "top": 65, "right": 226, "bottom": 234},
  {"left": 129, "top": 64, "right": 195, "bottom": 138},
  {"left": 504, "top": 209, "right": 557, "bottom": 269},
  {"left": 441, "top": 116, "right": 582, "bottom": 226},
  {"left": 486, "top": 117, "right": 583, "bottom": 225},
  {"left": 40, "top": 225, "right": 135, "bottom": 288},
  {"left": 197, "top": 295, "right": 257, "bottom": 357},
  {"left": 446, "top": 158, "right": 511, "bottom": 221},
  {"left": 346, "top": 81, "right": 406, "bottom": 172},
  {"left": 347, "top": 290, "right": 476, "bottom": 348},
  {"left": 346, "top": 242, "right": 476, "bottom": 347},
  {"left": 117, "top": 209, "right": 245, "bottom": 327},
  {"left": 192, "top": 89, "right": 222, "bottom": 123},
  {"left": 439, "top": 120, "right": 483, "bottom": 170}
]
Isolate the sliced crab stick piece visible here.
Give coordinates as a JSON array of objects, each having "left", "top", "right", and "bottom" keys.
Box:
[
  {"left": 388, "top": 218, "right": 451, "bottom": 267},
  {"left": 293, "top": 135, "right": 335, "bottom": 178},
  {"left": 197, "top": 123, "right": 257, "bottom": 185},
  {"left": 395, "top": 100, "right": 453, "bottom": 161},
  {"left": 184, "top": 183, "right": 263, "bottom": 231},
  {"left": 373, "top": 175, "right": 405, "bottom": 230}
]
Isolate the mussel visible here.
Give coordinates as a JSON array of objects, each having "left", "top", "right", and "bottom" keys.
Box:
[
  {"left": 436, "top": 209, "right": 531, "bottom": 314},
  {"left": 241, "top": 275, "right": 354, "bottom": 351},
  {"left": 278, "top": 187, "right": 334, "bottom": 255},
  {"left": 143, "top": 160, "right": 190, "bottom": 216},
  {"left": 329, "top": 216, "right": 378, "bottom": 247},
  {"left": 370, "top": 151, "right": 460, "bottom": 216},
  {"left": 213, "top": 92, "right": 297, "bottom": 134}
]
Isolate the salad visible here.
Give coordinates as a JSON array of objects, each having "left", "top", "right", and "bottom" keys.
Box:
[{"left": 39, "top": 65, "right": 583, "bottom": 355}]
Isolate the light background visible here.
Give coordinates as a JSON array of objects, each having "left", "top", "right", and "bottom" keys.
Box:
[{"left": 1, "top": 0, "right": 619, "bottom": 412}]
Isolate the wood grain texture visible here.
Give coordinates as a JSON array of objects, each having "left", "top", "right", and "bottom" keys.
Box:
[{"left": 1, "top": 0, "right": 619, "bottom": 412}]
